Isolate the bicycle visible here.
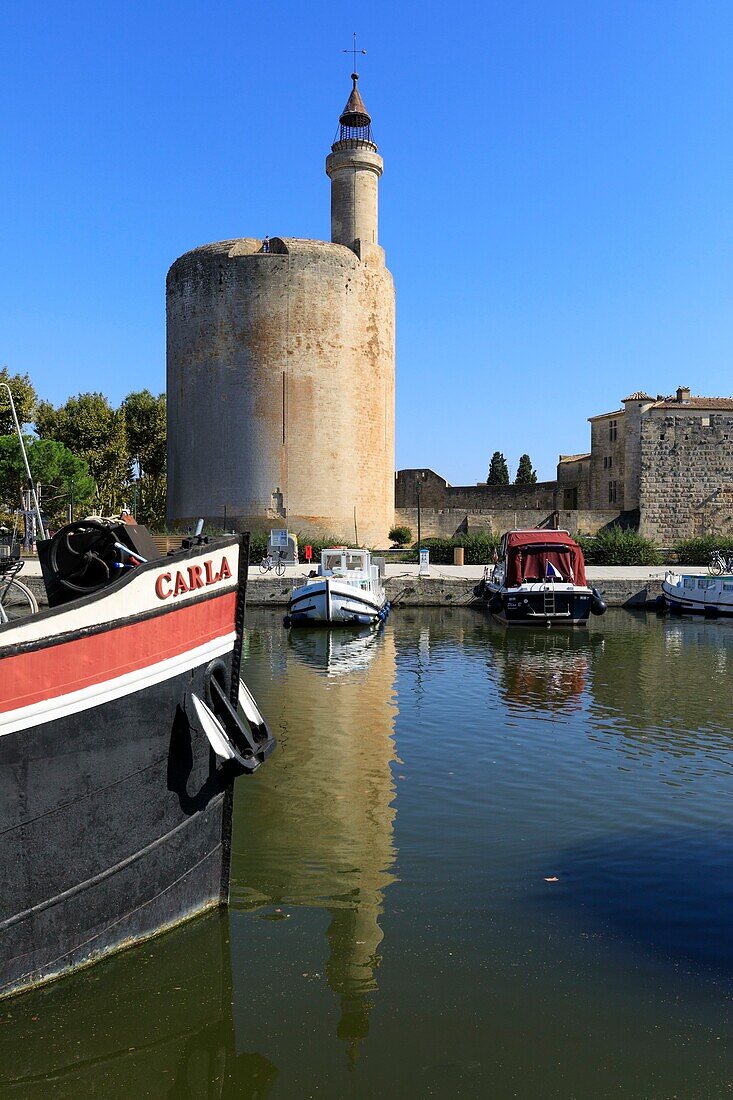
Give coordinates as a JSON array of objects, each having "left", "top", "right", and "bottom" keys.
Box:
[
  {"left": 708, "top": 550, "right": 733, "bottom": 576},
  {"left": 259, "top": 549, "right": 286, "bottom": 577},
  {"left": 0, "top": 559, "right": 39, "bottom": 623}
]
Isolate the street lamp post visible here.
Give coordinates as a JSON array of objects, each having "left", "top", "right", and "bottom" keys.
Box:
[{"left": 415, "top": 475, "right": 423, "bottom": 565}]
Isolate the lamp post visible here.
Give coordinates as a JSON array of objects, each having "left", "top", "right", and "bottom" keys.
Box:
[{"left": 415, "top": 474, "right": 423, "bottom": 565}]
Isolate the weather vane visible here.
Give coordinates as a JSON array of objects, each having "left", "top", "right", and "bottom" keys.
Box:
[{"left": 343, "top": 32, "right": 366, "bottom": 74}]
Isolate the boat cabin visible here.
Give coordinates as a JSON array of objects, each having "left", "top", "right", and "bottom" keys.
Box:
[
  {"left": 319, "top": 548, "right": 380, "bottom": 590},
  {"left": 498, "top": 530, "right": 587, "bottom": 587}
]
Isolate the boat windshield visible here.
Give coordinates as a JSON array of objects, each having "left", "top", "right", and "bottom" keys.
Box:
[{"left": 320, "top": 549, "right": 370, "bottom": 574}]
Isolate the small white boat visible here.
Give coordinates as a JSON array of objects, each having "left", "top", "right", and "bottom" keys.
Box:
[
  {"left": 661, "top": 571, "right": 733, "bottom": 616},
  {"left": 286, "top": 548, "right": 389, "bottom": 626}
]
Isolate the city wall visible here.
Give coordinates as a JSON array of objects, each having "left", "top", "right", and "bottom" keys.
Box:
[{"left": 394, "top": 507, "right": 624, "bottom": 540}]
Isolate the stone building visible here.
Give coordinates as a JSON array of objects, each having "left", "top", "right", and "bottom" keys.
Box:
[
  {"left": 166, "top": 74, "right": 395, "bottom": 546},
  {"left": 560, "top": 386, "right": 733, "bottom": 541}
]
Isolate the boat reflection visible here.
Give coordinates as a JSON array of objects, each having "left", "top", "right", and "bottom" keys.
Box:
[
  {"left": 489, "top": 625, "right": 601, "bottom": 715},
  {"left": 0, "top": 910, "right": 277, "bottom": 1098},
  {"left": 286, "top": 622, "right": 385, "bottom": 677},
  {"left": 233, "top": 619, "right": 398, "bottom": 1069}
]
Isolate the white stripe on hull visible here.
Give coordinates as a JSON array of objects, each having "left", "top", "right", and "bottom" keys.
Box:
[{"left": 0, "top": 633, "right": 235, "bottom": 737}]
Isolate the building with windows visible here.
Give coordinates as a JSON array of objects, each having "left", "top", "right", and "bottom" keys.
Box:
[{"left": 559, "top": 387, "right": 733, "bottom": 541}]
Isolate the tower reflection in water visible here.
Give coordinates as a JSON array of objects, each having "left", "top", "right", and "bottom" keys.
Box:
[{"left": 232, "top": 621, "right": 398, "bottom": 1070}]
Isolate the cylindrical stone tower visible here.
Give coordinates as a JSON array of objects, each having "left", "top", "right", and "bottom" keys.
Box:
[{"left": 166, "top": 75, "right": 395, "bottom": 547}]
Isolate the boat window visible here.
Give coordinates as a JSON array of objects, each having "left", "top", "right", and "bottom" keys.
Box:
[
  {"left": 346, "top": 553, "right": 366, "bottom": 570},
  {"left": 323, "top": 552, "right": 343, "bottom": 572},
  {"left": 683, "top": 577, "right": 694, "bottom": 589},
  {"left": 724, "top": 582, "right": 733, "bottom": 591},
  {"left": 698, "top": 579, "right": 708, "bottom": 589}
]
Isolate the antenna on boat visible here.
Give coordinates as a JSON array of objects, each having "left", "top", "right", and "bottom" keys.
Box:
[{"left": 0, "top": 383, "right": 46, "bottom": 542}]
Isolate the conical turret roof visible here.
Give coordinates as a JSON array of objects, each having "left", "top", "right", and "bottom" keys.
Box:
[{"left": 339, "top": 74, "right": 371, "bottom": 129}]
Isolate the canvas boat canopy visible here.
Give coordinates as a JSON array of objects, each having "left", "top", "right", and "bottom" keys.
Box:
[{"left": 502, "top": 530, "right": 587, "bottom": 587}]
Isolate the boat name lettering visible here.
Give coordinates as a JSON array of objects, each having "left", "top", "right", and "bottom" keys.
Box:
[{"left": 155, "top": 557, "right": 232, "bottom": 600}]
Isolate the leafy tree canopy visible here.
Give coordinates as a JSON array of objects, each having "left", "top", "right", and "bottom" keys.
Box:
[
  {"left": 487, "top": 451, "right": 510, "bottom": 485},
  {"left": 0, "top": 367, "right": 38, "bottom": 435},
  {"left": 36, "top": 393, "right": 129, "bottom": 513},
  {"left": 0, "top": 434, "right": 95, "bottom": 525},
  {"left": 515, "top": 453, "right": 537, "bottom": 485}
]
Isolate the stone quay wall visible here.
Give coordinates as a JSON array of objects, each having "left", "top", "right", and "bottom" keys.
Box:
[{"left": 639, "top": 412, "right": 733, "bottom": 543}]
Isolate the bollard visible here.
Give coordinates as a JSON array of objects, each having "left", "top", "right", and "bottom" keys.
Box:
[{"left": 453, "top": 546, "right": 465, "bottom": 567}]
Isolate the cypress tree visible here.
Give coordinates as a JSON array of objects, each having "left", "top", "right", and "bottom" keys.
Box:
[
  {"left": 487, "top": 451, "right": 510, "bottom": 485},
  {"left": 515, "top": 453, "right": 537, "bottom": 485}
]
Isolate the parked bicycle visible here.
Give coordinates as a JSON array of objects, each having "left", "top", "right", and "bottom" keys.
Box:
[
  {"left": 708, "top": 549, "right": 733, "bottom": 576},
  {"left": 0, "top": 559, "right": 38, "bottom": 623},
  {"left": 259, "top": 549, "right": 287, "bottom": 577}
]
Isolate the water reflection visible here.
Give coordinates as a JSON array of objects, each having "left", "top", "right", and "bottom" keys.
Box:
[
  {"left": 586, "top": 610, "right": 733, "bottom": 760},
  {"left": 0, "top": 911, "right": 276, "bottom": 1098},
  {"left": 490, "top": 628, "right": 600, "bottom": 715},
  {"left": 234, "top": 620, "right": 398, "bottom": 1069}
]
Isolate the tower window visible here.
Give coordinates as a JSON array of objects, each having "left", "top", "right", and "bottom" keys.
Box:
[
  {"left": 608, "top": 480, "right": 617, "bottom": 504},
  {"left": 609, "top": 419, "right": 618, "bottom": 442}
]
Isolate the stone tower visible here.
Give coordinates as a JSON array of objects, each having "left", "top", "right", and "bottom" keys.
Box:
[{"left": 166, "top": 74, "right": 395, "bottom": 546}]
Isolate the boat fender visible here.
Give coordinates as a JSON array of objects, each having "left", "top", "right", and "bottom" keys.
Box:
[{"left": 590, "top": 587, "right": 607, "bottom": 616}]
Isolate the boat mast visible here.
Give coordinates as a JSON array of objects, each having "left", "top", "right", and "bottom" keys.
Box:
[{"left": 0, "top": 382, "right": 47, "bottom": 541}]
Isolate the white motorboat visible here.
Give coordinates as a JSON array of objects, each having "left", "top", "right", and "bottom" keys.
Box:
[
  {"left": 661, "top": 571, "right": 733, "bottom": 615},
  {"left": 286, "top": 548, "right": 390, "bottom": 626}
]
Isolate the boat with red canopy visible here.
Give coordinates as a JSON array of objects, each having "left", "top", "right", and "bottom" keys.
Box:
[{"left": 481, "top": 529, "right": 606, "bottom": 626}]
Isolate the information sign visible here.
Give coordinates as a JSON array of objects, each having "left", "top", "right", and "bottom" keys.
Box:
[{"left": 419, "top": 548, "right": 430, "bottom": 575}]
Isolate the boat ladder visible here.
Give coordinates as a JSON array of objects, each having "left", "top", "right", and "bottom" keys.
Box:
[{"left": 543, "top": 585, "right": 556, "bottom": 616}]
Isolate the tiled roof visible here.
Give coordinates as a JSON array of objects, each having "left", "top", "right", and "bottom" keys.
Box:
[
  {"left": 653, "top": 397, "right": 733, "bottom": 410},
  {"left": 558, "top": 453, "right": 591, "bottom": 463},
  {"left": 623, "top": 391, "right": 654, "bottom": 401}
]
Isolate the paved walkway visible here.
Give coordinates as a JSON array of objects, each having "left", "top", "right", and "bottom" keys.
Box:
[{"left": 17, "top": 558, "right": 702, "bottom": 582}]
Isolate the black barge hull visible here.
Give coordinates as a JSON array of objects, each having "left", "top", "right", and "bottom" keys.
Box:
[{"left": 0, "top": 537, "right": 270, "bottom": 999}]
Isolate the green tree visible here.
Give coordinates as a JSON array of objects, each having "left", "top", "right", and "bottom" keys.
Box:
[
  {"left": 0, "top": 434, "right": 95, "bottom": 526},
  {"left": 122, "top": 390, "right": 166, "bottom": 527},
  {"left": 0, "top": 367, "right": 38, "bottom": 435},
  {"left": 515, "top": 453, "right": 537, "bottom": 485},
  {"left": 36, "top": 393, "right": 129, "bottom": 514},
  {"left": 487, "top": 451, "right": 509, "bottom": 485}
]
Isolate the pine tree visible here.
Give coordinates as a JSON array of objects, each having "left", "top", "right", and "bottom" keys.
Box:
[
  {"left": 487, "top": 451, "right": 509, "bottom": 485},
  {"left": 515, "top": 453, "right": 537, "bottom": 485}
]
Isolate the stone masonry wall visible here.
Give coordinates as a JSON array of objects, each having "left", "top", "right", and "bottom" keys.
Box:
[
  {"left": 395, "top": 469, "right": 558, "bottom": 512},
  {"left": 639, "top": 412, "right": 733, "bottom": 543},
  {"left": 394, "top": 507, "right": 623, "bottom": 541}
]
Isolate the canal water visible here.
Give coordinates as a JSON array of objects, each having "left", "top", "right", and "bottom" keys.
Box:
[{"left": 2, "top": 608, "right": 733, "bottom": 1097}]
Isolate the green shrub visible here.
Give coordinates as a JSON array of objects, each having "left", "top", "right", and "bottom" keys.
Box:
[
  {"left": 577, "top": 527, "right": 660, "bottom": 566},
  {"left": 673, "top": 535, "right": 733, "bottom": 564},
  {"left": 417, "top": 532, "right": 501, "bottom": 564},
  {"left": 388, "top": 525, "right": 412, "bottom": 546}
]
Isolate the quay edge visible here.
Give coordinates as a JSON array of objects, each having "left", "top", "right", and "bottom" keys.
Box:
[{"left": 24, "top": 575, "right": 665, "bottom": 610}]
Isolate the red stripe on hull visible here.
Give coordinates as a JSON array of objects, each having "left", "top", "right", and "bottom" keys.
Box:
[{"left": 0, "top": 592, "right": 236, "bottom": 715}]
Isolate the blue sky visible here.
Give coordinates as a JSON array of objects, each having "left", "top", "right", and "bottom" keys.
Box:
[{"left": 2, "top": 1, "right": 732, "bottom": 483}]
